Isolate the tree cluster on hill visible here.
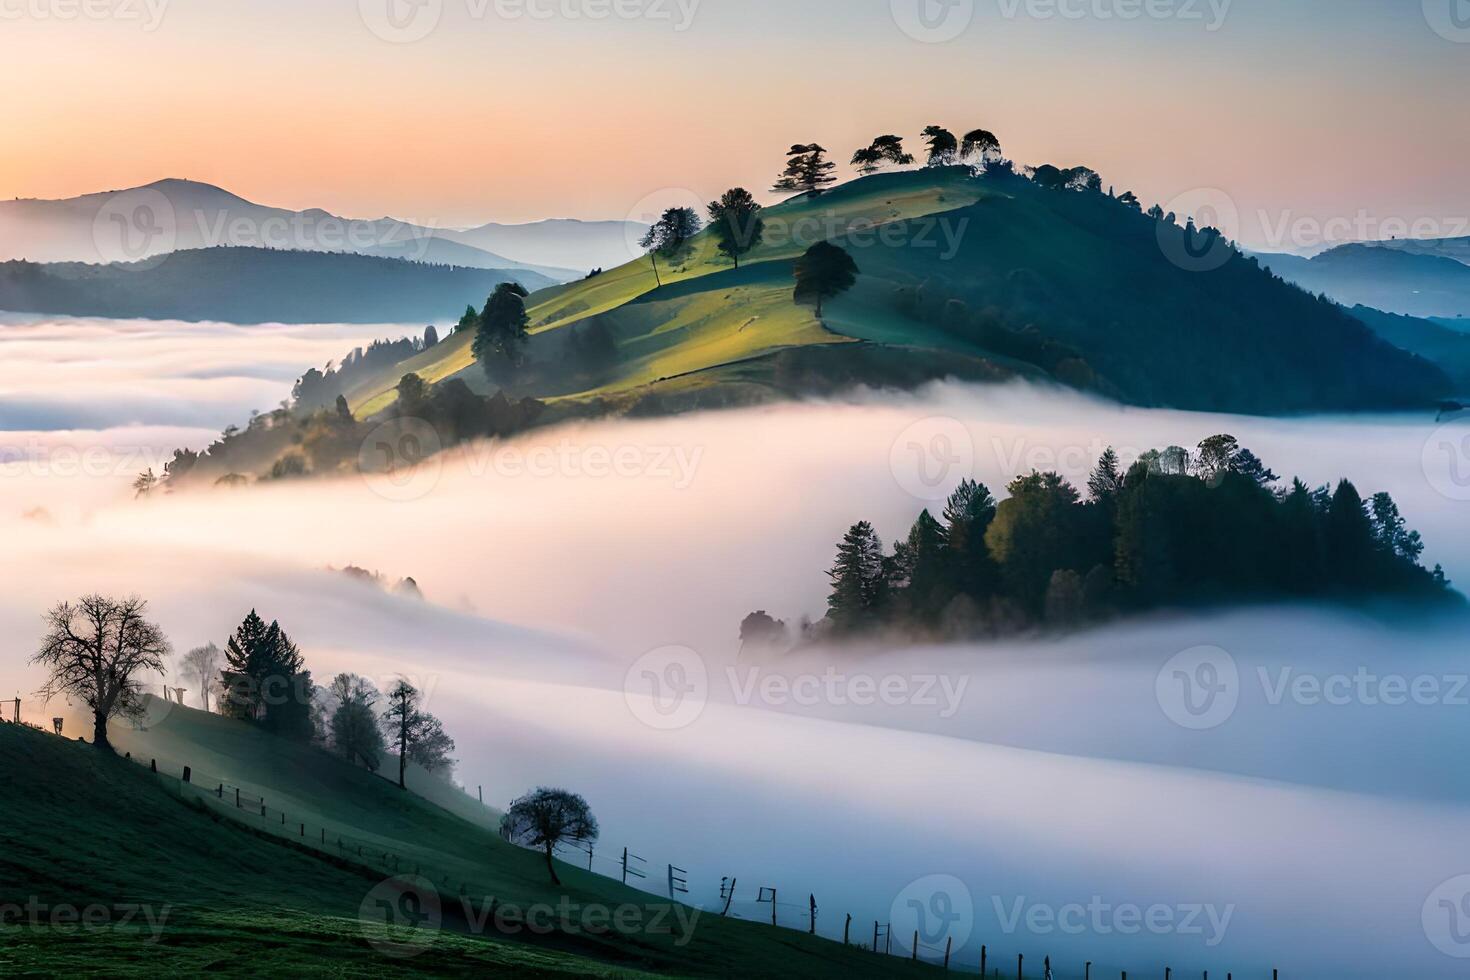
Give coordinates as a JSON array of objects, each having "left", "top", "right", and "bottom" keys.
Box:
[
  {"left": 473, "top": 282, "right": 532, "bottom": 383},
  {"left": 292, "top": 328, "right": 439, "bottom": 412},
  {"left": 218, "top": 610, "right": 316, "bottom": 740},
  {"left": 795, "top": 437, "right": 1454, "bottom": 642}
]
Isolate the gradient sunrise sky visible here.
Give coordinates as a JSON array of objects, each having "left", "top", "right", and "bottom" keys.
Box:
[{"left": 3, "top": 0, "right": 1467, "bottom": 249}]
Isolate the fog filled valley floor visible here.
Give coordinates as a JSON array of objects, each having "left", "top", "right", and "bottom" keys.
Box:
[{"left": 5, "top": 316, "right": 1470, "bottom": 976}]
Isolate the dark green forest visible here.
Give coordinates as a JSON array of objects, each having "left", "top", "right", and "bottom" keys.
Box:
[{"left": 813, "top": 435, "right": 1455, "bottom": 641}]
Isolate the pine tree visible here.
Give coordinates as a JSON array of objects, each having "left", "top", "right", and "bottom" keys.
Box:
[
  {"left": 772, "top": 144, "right": 836, "bottom": 196},
  {"left": 826, "top": 521, "right": 886, "bottom": 630},
  {"left": 1087, "top": 447, "right": 1122, "bottom": 501},
  {"left": 942, "top": 479, "right": 998, "bottom": 597}
]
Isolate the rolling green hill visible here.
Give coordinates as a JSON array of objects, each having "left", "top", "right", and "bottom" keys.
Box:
[
  {"left": 343, "top": 167, "right": 1448, "bottom": 420},
  {"left": 1, "top": 706, "right": 940, "bottom": 978}
]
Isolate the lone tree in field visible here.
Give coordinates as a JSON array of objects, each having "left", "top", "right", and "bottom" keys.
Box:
[
  {"left": 707, "top": 187, "right": 764, "bottom": 270},
  {"left": 772, "top": 143, "right": 837, "bottom": 197},
  {"left": 179, "top": 642, "right": 222, "bottom": 711},
  {"left": 500, "top": 788, "right": 599, "bottom": 886},
  {"left": 32, "top": 594, "right": 171, "bottom": 752},
  {"left": 793, "top": 241, "right": 859, "bottom": 318},
  {"left": 639, "top": 207, "right": 702, "bottom": 287},
  {"left": 473, "top": 282, "right": 531, "bottom": 383},
  {"left": 380, "top": 679, "right": 457, "bottom": 789}
]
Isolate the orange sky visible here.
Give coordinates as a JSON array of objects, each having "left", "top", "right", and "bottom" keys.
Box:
[{"left": 3, "top": 0, "right": 1467, "bottom": 248}]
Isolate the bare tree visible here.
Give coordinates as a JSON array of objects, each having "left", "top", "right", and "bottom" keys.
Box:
[
  {"left": 378, "top": 678, "right": 456, "bottom": 789},
  {"left": 179, "top": 642, "right": 222, "bottom": 711},
  {"left": 500, "top": 788, "right": 599, "bottom": 885},
  {"left": 31, "top": 594, "right": 171, "bottom": 752}
]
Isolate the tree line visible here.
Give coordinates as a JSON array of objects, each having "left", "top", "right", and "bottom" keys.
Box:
[{"left": 774, "top": 436, "right": 1456, "bottom": 643}]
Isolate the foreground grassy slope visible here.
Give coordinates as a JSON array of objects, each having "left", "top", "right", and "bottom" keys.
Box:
[
  {"left": 0, "top": 722, "right": 641, "bottom": 978},
  {"left": 86, "top": 703, "right": 942, "bottom": 978}
]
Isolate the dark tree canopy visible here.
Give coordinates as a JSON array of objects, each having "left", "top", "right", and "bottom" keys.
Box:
[
  {"left": 219, "top": 610, "right": 315, "bottom": 741},
  {"left": 380, "top": 679, "right": 456, "bottom": 789},
  {"left": 500, "top": 787, "right": 599, "bottom": 885},
  {"left": 960, "top": 128, "right": 1002, "bottom": 166},
  {"left": 707, "top": 188, "right": 764, "bottom": 270},
  {"left": 773, "top": 143, "right": 837, "bottom": 196},
  {"left": 31, "top": 594, "right": 170, "bottom": 752},
  {"left": 921, "top": 126, "right": 958, "bottom": 167},
  {"left": 473, "top": 281, "right": 531, "bottom": 382},
  {"left": 806, "top": 436, "right": 1454, "bottom": 640},
  {"left": 327, "top": 672, "right": 385, "bottom": 772},
  {"left": 638, "top": 207, "right": 702, "bottom": 286},
  {"left": 852, "top": 135, "right": 914, "bottom": 174},
  {"left": 793, "top": 241, "right": 859, "bottom": 317}
]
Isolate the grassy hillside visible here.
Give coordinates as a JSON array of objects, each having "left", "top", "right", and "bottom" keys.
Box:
[
  {"left": 342, "top": 167, "right": 1447, "bottom": 420},
  {"left": 0, "top": 704, "right": 943, "bottom": 977}
]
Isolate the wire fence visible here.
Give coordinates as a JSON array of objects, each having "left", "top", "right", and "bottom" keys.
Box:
[{"left": 8, "top": 719, "right": 1289, "bottom": 980}]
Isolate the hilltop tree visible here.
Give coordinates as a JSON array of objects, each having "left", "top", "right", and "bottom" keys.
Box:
[
  {"left": 826, "top": 521, "right": 887, "bottom": 630},
  {"left": 379, "top": 679, "right": 456, "bottom": 789},
  {"left": 396, "top": 372, "right": 428, "bottom": 415},
  {"left": 851, "top": 135, "right": 914, "bottom": 174},
  {"left": 1087, "top": 447, "right": 1123, "bottom": 501},
  {"left": 943, "top": 479, "right": 999, "bottom": 598},
  {"left": 639, "top": 206, "right": 702, "bottom": 287},
  {"left": 985, "top": 471, "right": 1090, "bottom": 614},
  {"left": 133, "top": 469, "right": 158, "bottom": 499},
  {"left": 793, "top": 241, "right": 859, "bottom": 318},
  {"left": 773, "top": 143, "right": 837, "bottom": 197},
  {"left": 454, "top": 304, "right": 479, "bottom": 334},
  {"left": 921, "top": 126, "right": 958, "bottom": 167},
  {"left": 893, "top": 510, "right": 952, "bottom": 622},
  {"left": 707, "top": 188, "right": 764, "bottom": 270},
  {"left": 473, "top": 282, "right": 531, "bottom": 382},
  {"left": 179, "top": 642, "right": 222, "bottom": 712},
  {"left": 960, "top": 129, "right": 1001, "bottom": 167},
  {"left": 500, "top": 788, "right": 599, "bottom": 886},
  {"left": 31, "top": 594, "right": 170, "bottom": 753}
]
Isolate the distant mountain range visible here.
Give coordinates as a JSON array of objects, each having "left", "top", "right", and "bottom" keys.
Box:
[
  {"left": 0, "top": 178, "right": 648, "bottom": 278},
  {"left": 0, "top": 246, "right": 555, "bottom": 324},
  {"left": 1253, "top": 243, "right": 1470, "bottom": 319}
]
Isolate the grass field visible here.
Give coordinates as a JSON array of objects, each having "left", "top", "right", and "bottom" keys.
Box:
[
  {"left": 345, "top": 168, "right": 990, "bottom": 417},
  {"left": 2, "top": 708, "right": 950, "bottom": 977}
]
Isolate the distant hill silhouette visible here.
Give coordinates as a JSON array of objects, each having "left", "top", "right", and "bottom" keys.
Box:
[
  {"left": 0, "top": 178, "right": 643, "bottom": 277},
  {"left": 0, "top": 246, "right": 555, "bottom": 323},
  {"left": 1254, "top": 243, "right": 1470, "bottom": 318}
]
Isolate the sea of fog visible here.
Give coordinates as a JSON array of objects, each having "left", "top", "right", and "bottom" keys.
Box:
[{"left": 4, "top": 316, "right": 1470, "bottom": 977}]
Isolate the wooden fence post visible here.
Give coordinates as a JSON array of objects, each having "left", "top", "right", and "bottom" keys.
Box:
[
  {"left": 980, "top": 944, "right": 987, "bottom": 975},
  {"left": 843, "top": 913, "right": 850, "bottom": 945},
  {"left": 873, "top": 921, "right": 878, "bottom": 953},
  {"left": 150, "top": 758, "right": 157, "bottom": 772},
  {"left": 912, "top": 930, "right": 918, "bottom": 961},
  {"left": 235, "top": 787, "right": 240, "bottom": 807},
  {"left": 1018, "top": 953, "right": 1023, "bottom": 980},
  {"left": 944, "top": 936, "right": 952, "bottom": 969}
]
